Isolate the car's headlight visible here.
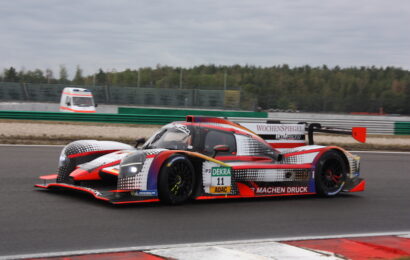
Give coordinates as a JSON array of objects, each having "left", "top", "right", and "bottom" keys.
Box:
[
  {"left": 119, "top": 151, "right": 146, "bottom": 178},
  {"left": 58, "top": 151, "right": 68, "bottom": 167},
  {"left": 120, "top": 162, "right": 143, "bottom": 177}
]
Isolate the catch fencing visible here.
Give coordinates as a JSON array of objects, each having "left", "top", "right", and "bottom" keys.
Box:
[{"left": 0, "top": 82, "right": 241, "bottom": 109}]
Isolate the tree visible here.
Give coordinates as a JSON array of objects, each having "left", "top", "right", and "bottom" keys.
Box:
[
  {"left": 4, "top": 67, "right": 19, "bottom": 82},
  {"left": 45, "top": 68, "right": 53, "bottom": 83},
  {"left": 2, "top": 64, "right": 410, "bottom": 113},
  {"left": 23, "top": 69, "right": 46, "bottom": 83},
  {"left": 73, "top": 65, "right": 84, "bottom": 85},
  {"left": 403, "top": 82, "right": 410, "bottom": 114},
  {"left": 59, "top": 65, "right": 69, "bottom": 84},
  {"left": 95, "top": 69, "right": 106, "bottom": 85}
]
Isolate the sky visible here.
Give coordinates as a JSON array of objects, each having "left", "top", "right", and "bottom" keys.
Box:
[{"left": 1, "top": 0, "right": 410, "bottom": 78}]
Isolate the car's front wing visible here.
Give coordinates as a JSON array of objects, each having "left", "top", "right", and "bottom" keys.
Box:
[{"left": 35, "top": 174, "right": 365, "bottom": 204}]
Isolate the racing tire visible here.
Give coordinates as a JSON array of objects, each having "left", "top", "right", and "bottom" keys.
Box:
[
  {"left": 315, "top": 150, "right": 347, "bottom": 196},
  {"left": 158, "top": 155, "right": 196, "bottom": 205}
]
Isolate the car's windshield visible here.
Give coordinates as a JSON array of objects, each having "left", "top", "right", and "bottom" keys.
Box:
[
  {"left": 145, "top": 124, "right": 192, "bottom": 150},
  {"left": 72, "top": 97, "right": 94, "bottom": 107}
]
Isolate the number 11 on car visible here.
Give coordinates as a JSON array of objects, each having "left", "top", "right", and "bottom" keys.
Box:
[{"left": 210, "top": 167, "right": 232, "bottom": 193}]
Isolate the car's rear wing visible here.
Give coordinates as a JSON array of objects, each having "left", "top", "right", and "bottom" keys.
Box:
[
  {"left": 306, "top": 123, "right": 366, "bottom": 145},
  {"left": 185, "top": 116, "right": 366, "bottom": 151},
  {"left": 241, "top": 121, "right": 366, "bottom": 151},
  {"left": 241, "top": 122, "right": 306, "bottom": 150}
]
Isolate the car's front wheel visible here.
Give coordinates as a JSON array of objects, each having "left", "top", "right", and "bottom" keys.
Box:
[
  {"left": 158, "top": 155, "right": 196, "bottom": 205},
  {"left": 315, "top": 150, "right": 347, "bottom": 196}
]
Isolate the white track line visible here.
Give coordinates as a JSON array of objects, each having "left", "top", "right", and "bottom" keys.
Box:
[
  {"left": 350, "top": 150, "right": 410, "bottom": 154},
  {"left": 3, "top": 231, "right": 410, "bottom": 260},
  {"left": 0, "top": 144, "right": 64, "bottom": 147}
]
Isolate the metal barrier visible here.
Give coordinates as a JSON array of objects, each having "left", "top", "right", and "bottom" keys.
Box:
[
  {"left": 395, "top": 122, "right": 410, "bottom": 135},
  {"left": 231, "top": 113, "right": 410, "bottom": 135},
  {"left": 118, "top": 107, "right": 267, "bottom": 118},
  {"left": 0, "top": 110, "right": 409, "bottom": 135},
  {"left": 0, "top": 111, "right": 184, "bottom": 125}
]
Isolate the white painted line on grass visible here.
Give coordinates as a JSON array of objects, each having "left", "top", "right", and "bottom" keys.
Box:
[{"left": 3, "top": 231, "right": 409, "bottom": 260}]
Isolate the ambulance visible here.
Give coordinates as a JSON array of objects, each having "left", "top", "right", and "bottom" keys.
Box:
[{"left": 59, "top": 87, "right": 96, "bottom": 113}]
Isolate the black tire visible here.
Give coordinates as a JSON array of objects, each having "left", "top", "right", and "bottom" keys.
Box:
[
  {"left": 158, "top": 155, "right": 196, "bottom": 205},
  {"left": 315, "top": 150, "right": 347, "bottom": 196}
]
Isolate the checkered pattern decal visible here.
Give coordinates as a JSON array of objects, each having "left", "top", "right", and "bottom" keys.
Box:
[
  {"left": 117, "top": 149, "right": 165, "bottom": 191},
  {"left": 57, "top": 140, "right": 133, "bottom": 182}
]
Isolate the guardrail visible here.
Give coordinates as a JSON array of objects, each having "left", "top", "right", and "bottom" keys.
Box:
[
  {"left": 230, "top": 113, "right": 410, "bottom": 135},
  {"left": 118, "top": 107, "right": 267, "bottom": 118},
  {"left": 0, "top": 110, "right": 409, "bottom": 135},
  {"left": 0, "top": 111, "right": 185, "bottom": 125}
]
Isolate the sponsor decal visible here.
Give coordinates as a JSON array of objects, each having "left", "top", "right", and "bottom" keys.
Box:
[
  {"left": 243, "top": 123, "right": 305, "bottom": 135},
  {"left": 210, "top": 166, "right": 232, "bottom": 194},
  {"left": 131, "top": 190, "right": 157, "bottom": 196},
  {"left": 210, "top": 186, "right": 231, "bottom": 193},
  {"left": 275, "top": 134, "right": 304, "bottom": 140},
  {"left": 252, "top": 186, "right": 309, "bottom": 194},
  {"left": 255, "top": 124, "right": 304, "bottom": 133},
  {"left": 167, "top": 156, "right": 185, "bottom": 167},
  {"left": 211, "top": 166, "right": 231, "bottom": 176}
]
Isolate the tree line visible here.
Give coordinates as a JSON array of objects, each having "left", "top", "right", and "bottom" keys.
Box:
[{"left": 2, "top": 64, "right": 410, "bottom": 114}]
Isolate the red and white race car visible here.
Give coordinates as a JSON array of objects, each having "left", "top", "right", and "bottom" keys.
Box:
[{"left": 36, "top": 116, "right": 366, "bottom": 205}]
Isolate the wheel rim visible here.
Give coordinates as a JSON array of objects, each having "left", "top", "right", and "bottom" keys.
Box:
[
  {"left": 321, "top": 159, "right": 344, "bottom": 191},
  {"left": 167, "top": 161, "right": 193, "bottom": 201}
]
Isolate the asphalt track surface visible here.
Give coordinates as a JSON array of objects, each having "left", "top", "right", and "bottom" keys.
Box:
[{"left": 1, "top": 146, "right": 410, "bottom": 257}]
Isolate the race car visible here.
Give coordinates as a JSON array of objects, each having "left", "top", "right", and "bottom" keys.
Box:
[{"left": 36, "top": 116, "right": 366, "bottom": 205}]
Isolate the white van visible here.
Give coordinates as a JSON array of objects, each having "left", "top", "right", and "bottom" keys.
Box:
[{"left": 59, "top": 87, "right": 96, "bottom": 113}]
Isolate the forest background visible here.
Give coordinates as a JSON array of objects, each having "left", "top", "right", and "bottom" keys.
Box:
[{"left": 2, "top": 64, "right": 410, "bottom": 114}]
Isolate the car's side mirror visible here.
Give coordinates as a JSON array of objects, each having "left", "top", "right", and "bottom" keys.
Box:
[
  {"left": 66, "top": 102, "right": 71, "bottom": 106},
  {"left": 135, "top": 137, "right": 146, "bottom": 148},
  {"left": 212, "top": 144, "right": 230, "bottom": 157},
  {"left": 95, "top": 103, "right": 98, "bottom": 107}
]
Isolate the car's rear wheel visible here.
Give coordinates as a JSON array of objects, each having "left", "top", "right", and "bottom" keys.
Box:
[
  {"left": 315, "top": 150, "right": 347, "bottom": 196},
  {"left": 158, "top": 155, "right": 196, "bottom": 205}
]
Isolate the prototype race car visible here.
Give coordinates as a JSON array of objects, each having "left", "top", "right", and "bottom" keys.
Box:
[{"left": 36, "top": 116, "right": 366, "bottom": 205}]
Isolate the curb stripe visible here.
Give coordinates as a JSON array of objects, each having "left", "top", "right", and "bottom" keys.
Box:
[
  {"left": 284, "top": 236, "right": 410, "bottom": 260},
  {"left": 4, "top": 232, "right": 410, "bottom": 260},
  {"left": 30, "top": 251, "right": 164, "bottom": 260}
]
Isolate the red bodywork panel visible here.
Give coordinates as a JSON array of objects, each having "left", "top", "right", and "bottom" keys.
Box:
[
  {"left": 40, "top": 174, "right": 58, "bottom": 180},
  {"left": 349, "top": 179, "right": 366, "bottom": 192},
  {"left": 70, "top": 160, "right": 121, "bottom": 181}
]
